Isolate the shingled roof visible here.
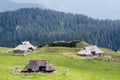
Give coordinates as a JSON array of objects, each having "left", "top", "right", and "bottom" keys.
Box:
[
  {"left": 77, "top": 45, "right": 104, "bottom": 56},
  {"left": 14, "top": 41, "right": 36, "bottom": 53}
]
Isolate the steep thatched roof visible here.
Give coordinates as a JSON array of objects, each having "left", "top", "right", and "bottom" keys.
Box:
[{"left": 22, "top": 60, "right": 56, "bottom": 72}]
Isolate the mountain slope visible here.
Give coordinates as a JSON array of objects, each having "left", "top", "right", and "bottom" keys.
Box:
[
  {"left": 0, "top": 8, "right": 120, "bottom": 51},
  {"left": 0, "top": 0, "right": 44, "bottom": 12}
]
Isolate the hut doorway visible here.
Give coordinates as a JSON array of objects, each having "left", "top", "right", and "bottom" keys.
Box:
[
  {"left": 99, "top": 53, "right": 102, "bottom": 56},
  {"left": 39, "top": 66, "right": 46, "bottom": 72},
  {"left": 28, "top": 47, "right": 34, "bottom": 51},
  {"left": 27, "top": 68, "right": 32, "bottom": 73},
  {"left": 91, "top": 51, "right": 96, "bottom": 55}
]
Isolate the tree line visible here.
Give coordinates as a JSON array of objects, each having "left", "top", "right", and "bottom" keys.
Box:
[{"left": 0, "top": 8, "right": 120, "bottom": 51}]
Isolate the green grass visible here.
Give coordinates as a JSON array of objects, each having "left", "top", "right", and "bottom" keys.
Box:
[
  {"left": 76, "top": 41, "right": 91, "bottom": 48},
  {"left": 0, "top": 47, "right": 120, "bottom": 80},
  {"left": 0, "top": 47, "right": 12, "bottom": 53}
]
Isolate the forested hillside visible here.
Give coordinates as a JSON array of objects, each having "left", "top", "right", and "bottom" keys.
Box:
[{"left": 0, "top": 8, "right": 120, "bottom": 51}]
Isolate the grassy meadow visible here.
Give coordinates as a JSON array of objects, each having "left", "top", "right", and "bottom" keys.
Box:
[
  {"left": 0, "top": 47, "right": 12, "bottom": 53},
  {"left": 0, "top": 46, "right": 120, "bottom": 80}
]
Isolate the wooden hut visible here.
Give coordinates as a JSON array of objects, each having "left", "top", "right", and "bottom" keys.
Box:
[
  {"left": 21, "top": 60, "right": 56, "bottom": 73},
  {"left": 14, "top": 41, "right": 36, "bottom": 53},
  {"left": 77, "top": 45, "right": 104, "bottom": 56}
]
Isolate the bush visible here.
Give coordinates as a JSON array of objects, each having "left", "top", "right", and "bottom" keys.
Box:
[{"left": 47, "top": 40, "right": 81, "bottom": 47}]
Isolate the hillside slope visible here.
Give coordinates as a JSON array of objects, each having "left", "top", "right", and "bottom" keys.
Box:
[
  {"left": 0, "top": 8, "right": 120, "bottom": 51},
  {"left": 0, "top": 46, "right": 120, "bottom": 80}
]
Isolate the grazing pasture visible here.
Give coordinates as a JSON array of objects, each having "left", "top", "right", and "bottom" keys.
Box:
[{"left": 0, "top": 47, "right": 120, "bottom": 80}]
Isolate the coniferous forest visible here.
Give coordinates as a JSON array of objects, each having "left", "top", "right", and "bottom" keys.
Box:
[{"left": 0, "top": 8, "right": 120, "bottom": 51}]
